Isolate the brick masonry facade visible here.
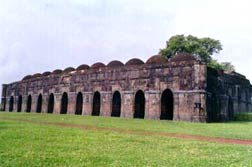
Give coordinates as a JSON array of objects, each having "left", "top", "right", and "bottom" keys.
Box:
[{"left": 1, "top": 54, "right": 252, "bottom": 122}]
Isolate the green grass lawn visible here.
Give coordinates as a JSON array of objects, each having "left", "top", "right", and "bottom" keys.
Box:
[{"left": 0, "top": 112, "right": 252, "bottom": 167}]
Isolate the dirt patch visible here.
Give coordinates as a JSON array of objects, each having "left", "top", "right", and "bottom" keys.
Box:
[{"left": 1, "top": 117, "right": 252, "bottom": 145}]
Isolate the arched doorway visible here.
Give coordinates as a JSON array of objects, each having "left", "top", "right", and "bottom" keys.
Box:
[
  {"left": 111, "top": 91, "right": 121, "bottom": 117},
  {"left": 17, "top": 95, "right": 22, "bottom": 112},
  {"left": 207, "top": 94, "right": 219, "bottom": 122},
  {"left": 75, "top": 92, "right": 83, "bottom": 115},
  {"left": 92, "top": 91, "right": 101, "bottom": 116},
  {"left": 26, "top": 95, "right": 32, "bottom": 112},
  {"left": 134, "top": 90, "right": 145, "bottom": 119},
  {"left": 36, "top": 94, "right": 42, "bottom": 113},
  {"left": 160, "top": 89, "right": 174, "bottom": 120},
  {"left": 47, "top": 93, "right": 54, "bottom": 113},
  {"left": 228, "top": 97, "right": 234, "bottom": 120},
  {"left": 60, "top": 92, "right": 68, "bottom": 114},
  {"left": 9, "top": 96, "right": 14, "bottom": 112}
]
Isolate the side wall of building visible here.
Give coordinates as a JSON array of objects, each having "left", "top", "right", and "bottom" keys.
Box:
[{"left": 207, "top": 68, "right": 252, "bottom": 122}]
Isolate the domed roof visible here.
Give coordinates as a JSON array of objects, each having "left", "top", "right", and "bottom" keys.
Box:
[
  {"left": 52, "top": 69, "right": 63, "bottom": 75},
  {"left": 42, "top": 71, "right": 51, "bottom": 76},
  {"left": 107, "top": 60, "right": 124, "bottom": 67},
  {"left": 125, "top": 58, "right": 144, "bottom": 66},
  {"left": 91, "top": 62, "right": 106, "bottom": 69},
  {"left": 169, "top": 53, "right": 197, "bottom": 62},
  {"left": 146, "top": 55, "right": 168, "bottom": 64},
  {"left": 22, "top": 75, "right": 32, "bottom": 80},
  {"left": 63, "top": 67, "right": 75, "bottom": 73},
  {"left": 76, "top": 64, "right": 90, "bottom": 70},
  {"left": 32, "top": 73, "right": 42, "bottom": 78}
]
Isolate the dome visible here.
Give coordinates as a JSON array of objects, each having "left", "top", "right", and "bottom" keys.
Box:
[
  {"left": 32, "top": 73, "right": 42, "bottom": 78},
  {"left": 52, "top": 69, "right": 63, "bottom": 75},
  {"left": 22, "top": 75, "right": 32, "bottom": 80},
  {"left": 63, "top": 67, "right": 75, "bottom": 73},
  {"left": 91, "top": 62, "right": 106, "bottom": 69},
  {"left": 42, "top": 71, "right": 51, "bottom": 76},
  {"left": 146, "top": 55, "right": 168, "bottom": 64},
  {"left": 169, "top": 53, "right": 197, "bottom": 62},
  {"left": 125, "top": 58, "right": 144, "bottom": 66},
  {"left": 107, "top": 60, "right": 124, "bottom": 67},
  {"left": 76, "top": 64, "right": 90, "bottom": 70}
]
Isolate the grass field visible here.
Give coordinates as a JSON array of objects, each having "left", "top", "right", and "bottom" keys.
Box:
[{"left": 0, "top": 112, "right": 252, "bottom": 167}]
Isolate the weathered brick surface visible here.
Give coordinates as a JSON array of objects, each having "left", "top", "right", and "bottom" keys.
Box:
[
  {"left": 1, "top": 54, "right": 251, "bottom": 122},
  {"left": 207, "top": 68, "right": 252, "bottom": 121}
]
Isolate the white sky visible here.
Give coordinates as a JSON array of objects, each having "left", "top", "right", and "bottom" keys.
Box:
[{"left": 0, "top": 0, "right": 252, "bottom": 89}]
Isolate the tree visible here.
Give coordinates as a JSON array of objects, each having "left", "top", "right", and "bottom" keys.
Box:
[
  {"left": 159, "top": 34, "right": 222, "bottom": 63},
  {"left": 159, "top": 34, "right": 235, "bottom": 71}
]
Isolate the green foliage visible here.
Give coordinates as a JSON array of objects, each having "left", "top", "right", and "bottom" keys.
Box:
[
  {"left": 234, "top": 112, "right": 252, "bottom": 121},
  {"left": 159, "top": 34, "right": 222, "bottom": 63},
  {"left": 221, "top": 62, "right": 235, "bottom": 72},
  {"left": 208, "top": 60, "right": 235, "bottom": 71}
]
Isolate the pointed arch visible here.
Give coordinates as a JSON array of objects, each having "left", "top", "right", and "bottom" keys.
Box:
[
  {"left": 75, "top": 92, "right": 83, "bottom": 115},
  {"left": 60, "top": 92, "right": 68, "bottom": 114},
  {"left": 92, "top": 91, "right": 101, "bottom": 116},
  {"left": 134, "top": 90, "right": 145, "bottom": 119},
  {"left": 9, "top": 96, "right": 14, "bottom": 112},
  {"left": 228, "top": 96, "right": 234, "bottom": 120},
  {"left": 17, "top": 95, "right": 22, "bottom": 112},
  {"left": 26, "top": 95, "right": 32, "bottom": 112},
  {"left": 36, "top": 94, "right": 43, "bottom": 113},
  {"left": 111, "top": 91, "right": 121, "bottom": 117},
  {"left": 160, "top": 89, "right": 174, "bottom": 120},
  {"left": 47, "top": 93, "right": 54, "bottom": 113}
]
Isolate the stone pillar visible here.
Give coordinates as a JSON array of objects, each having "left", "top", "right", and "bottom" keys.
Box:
[
  {"left": 54, "top": 93, "right": 61, "bottom": 114},
  {"left": 122, "top": 91, "right": 134, "bottom": 118},
  {"left": 21, "top": 96, "right": 25, "bottom": 112},
  {"left": 1, "top": 84, "right": 7, "bottom": 111},
  {"left": 68, "top": 92, "right": 76, "bottom": 114},
  {"left": 31, "top": 95, "right": 37, "bottom": 113},
  {"left": 145, "top": 90, "right": 160, "bottom": 119},
  {"left": 1, "top": 96, "right": 6, "bottom": 111},
  {"left": 173, "top": 92, "right": 179, "bottom": 121},
  {"left": 83, "top": 92, "right": 92, "bottom": 115},
  {"left": 42, "top": 94, "right": 48, "bottom": 113},
  {"left": 5, "top": 96, "right": 10, "bottom": 112},
  {"left": 100, "top": 91, "right": 112, "bottom": 117},
  {"left": 13, "top": 95, "right": 18, "bottom": 112}
]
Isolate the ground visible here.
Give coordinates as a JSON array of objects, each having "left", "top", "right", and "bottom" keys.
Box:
[{"left": 0, "top": 112, "right": 252, "bottom": 166}]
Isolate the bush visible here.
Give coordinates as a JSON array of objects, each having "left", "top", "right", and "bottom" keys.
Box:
[{"left": 234, "top": 112, "right": 252, "bottom": 121}]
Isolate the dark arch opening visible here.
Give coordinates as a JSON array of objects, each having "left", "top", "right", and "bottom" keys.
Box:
[
  {"left": 17, "top": 95, "right": 22, "bottom": 112},
  {"left": 75, "top": 92, "right": 83, "bottom": 115},
  {"left": 60, "top": 92, "right": 68, "bottom": 114},
  {"left": 26, "top": 95, "right": 32, "bottom": 113},
  {"left": 134, "top": 90, "right": 145, "bottom": 119},
  {"left": 47, "top": 93, "right": 54, "bottom": 113},
  {"left": 92, "top": 91, "right": 101, "bottom": 116},
  {"left": 9, "top": 96, "right": 14, "bottom": 112},
  {"left": 36, "top": 94, "right": 42, "bottom": 113},
  {"left": 160, "top": 89, "right": 174, "bottom": 120},
  {"left": 111, "top": 91, "right": 121, "bottom": 117},
  {"left": 207, "top": 94, "right": 220, "bottom": 122},
  {"left": 228, "top": 97, "right": 234, "bottom": 120}
]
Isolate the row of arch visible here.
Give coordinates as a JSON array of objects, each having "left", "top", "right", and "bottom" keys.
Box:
[{"left": 8, "top": 89, "right": 174, "bottom": 120}]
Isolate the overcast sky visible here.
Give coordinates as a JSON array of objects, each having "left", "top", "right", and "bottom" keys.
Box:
[{"left": 0, "top": 0, "right": 252, "bottom": 89}]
